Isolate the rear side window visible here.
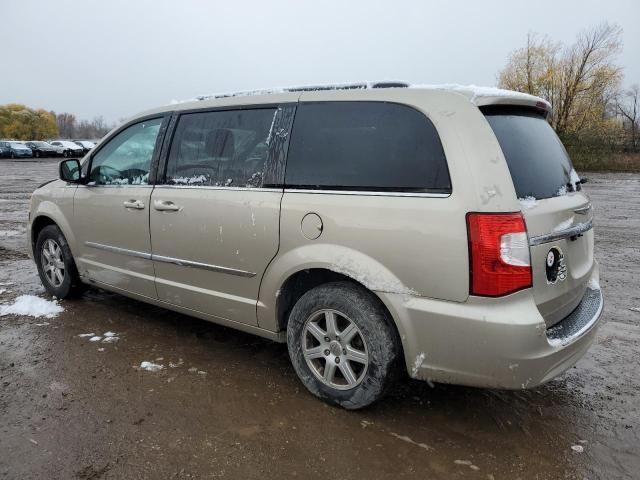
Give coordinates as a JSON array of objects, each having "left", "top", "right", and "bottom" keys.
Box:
[
  {"left": 483, "top": 107, "right": 576, "bottom": 200},
  {"left": 165, "top": 108, "right": 277, "bottom": 188},
  {"left": 285, "top": 102, "right": 451, "bottom": 193}
]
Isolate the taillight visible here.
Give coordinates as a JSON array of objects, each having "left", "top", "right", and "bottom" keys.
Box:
[{"left": 466, "top": 212, "right": 532, "bottom": 297}]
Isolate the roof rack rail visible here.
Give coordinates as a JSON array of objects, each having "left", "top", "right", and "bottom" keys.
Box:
[
  {"left": 194, "top": 82, "right": 410, "bottom": 101},
  {"left": 286, "top": 81, "right": 409, "bottom": 92}
]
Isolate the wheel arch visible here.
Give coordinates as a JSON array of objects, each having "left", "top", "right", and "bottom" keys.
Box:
[
  {"left": 272, "top": 267, "right": 405, "bottom": 358},
  {"left": 30, "top": 204, "right": 77, "bottom": 258}
]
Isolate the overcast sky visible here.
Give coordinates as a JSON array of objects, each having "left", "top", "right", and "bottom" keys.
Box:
[{"left": 1, "top": 0, "right": 638, "bottom": 123}]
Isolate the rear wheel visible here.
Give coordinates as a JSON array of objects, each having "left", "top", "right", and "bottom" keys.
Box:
[
  {"left": 35, "top": 151, "right": 40, "bottom": 158},
  {"left": 35, "top": 225, "right": 85, "bottom": 298},
  {"left": 287, "top": 281, "right": 401, "bottom": 409},
  {"left": 63, "top": 150, "right": 69, "bottom": 158}
]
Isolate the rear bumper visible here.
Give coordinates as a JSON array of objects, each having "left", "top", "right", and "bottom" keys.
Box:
[{"left": 378, "top": 268, "right": 603, "bottom": 389}]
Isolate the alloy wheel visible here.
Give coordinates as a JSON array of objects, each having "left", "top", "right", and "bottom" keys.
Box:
[
  {"left": 41, "top": 239, "right": 65, "bottom": 288},
  {"left": 301, "top": 309, "right": 369, "bottom": 390}
]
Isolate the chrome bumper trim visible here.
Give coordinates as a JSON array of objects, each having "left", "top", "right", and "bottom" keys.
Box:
[{"left": 529, "top": 220, "right": 593, "bottom": 247}]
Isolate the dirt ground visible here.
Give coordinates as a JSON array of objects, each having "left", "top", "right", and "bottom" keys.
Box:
[{"left": 0, "top": 158, "right": 638, "bottom": 480}]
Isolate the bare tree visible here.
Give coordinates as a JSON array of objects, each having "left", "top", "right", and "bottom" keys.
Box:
[
  {"left": 498, "top": 22, "right": 623, "bottom": 135},
  {"left": 616, "top": 84, "right": 639, "bottom": 151},
  {"left": 555, "top": 23, "right": 623, "bottom": 134},
  {"left": 55, "top": 112, "right": 77, "bottom": 139}
]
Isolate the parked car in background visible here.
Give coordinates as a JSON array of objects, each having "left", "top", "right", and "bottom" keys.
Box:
[
  {"left": 49, "top": 140, "right": 84, "bottom": 157},
  {"left": 25, "top": 141, "right": 62, "bottom": 158},
  {"left": 1, "top": 141, "right": 33, "bottom": 158},
  {"left": 73, "top": 140, "right": 96, "bottom": 155},
  {"left": 0, "top": 141, "right": 10, "bottom": 158}
]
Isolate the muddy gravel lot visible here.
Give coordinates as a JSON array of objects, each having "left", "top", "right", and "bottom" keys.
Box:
[{"left": 0, "top": 158, "right": 638, "bottom": 479}]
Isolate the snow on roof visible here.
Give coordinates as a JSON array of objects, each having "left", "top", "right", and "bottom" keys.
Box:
[
  {"left": 167, "top": 81, "right": 549, "bottom": 110},
  {"left": 413, "top": 84, "right": 546, "bottom": 104}
]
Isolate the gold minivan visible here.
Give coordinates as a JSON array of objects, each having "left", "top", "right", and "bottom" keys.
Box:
[{"left": 28, "top": 83, "right": 603, "bottom": 409}]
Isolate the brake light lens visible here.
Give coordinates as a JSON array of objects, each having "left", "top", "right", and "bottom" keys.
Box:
[{"left": 467, "top": 213, "right": 532, "bottom": 296}]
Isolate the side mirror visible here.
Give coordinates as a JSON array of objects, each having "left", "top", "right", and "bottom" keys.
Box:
[{"left": 59, "top": 159, "right": 81, "bottom": 183}]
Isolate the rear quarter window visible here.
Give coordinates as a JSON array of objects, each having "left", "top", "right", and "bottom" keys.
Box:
[
  {"left": 285, "top": 102, "right": 451, "bottom": 193},
  {"left": 483, "top": 107, "right": 576, "bottom": 200}
]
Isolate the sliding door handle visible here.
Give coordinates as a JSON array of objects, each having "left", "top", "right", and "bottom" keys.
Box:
[
  {"left": 123, "top": 199, "right": 145, "bottom": 209},
  {"left": 153, "top": 199, "right": 181, "bottom": 212}
]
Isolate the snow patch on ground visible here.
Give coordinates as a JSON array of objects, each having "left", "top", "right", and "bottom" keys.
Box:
[
  {"left": 140, "top": 361, "right": 163, "bottom": 372},
  {"left": 169, "top": 359, "right": 184, "bottom": 368},
  {"left": 89, "top": 336, "right": 102, "bottom": 342},
  {"left": 0, "top": 295, "right": 63, "bottom": 318},
  {"left": 390, "top": 432, "right": 433, "bottom": 451},
  {"left": 78, "top": 333, "right": 95, "bottom": 337},
  {"left": 519, "top": 196, "right": 538, "bottom": 210},
  {"left": 571, "top": 445, "right": 584, "bottom": 453}
]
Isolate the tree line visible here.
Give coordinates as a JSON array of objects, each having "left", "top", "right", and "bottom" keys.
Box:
[
  {"left": 498, "top": 22, "right": 639, "bottom": 171},
  {"left": 0, "top": 104, "right": 116, "bottom": 141}
]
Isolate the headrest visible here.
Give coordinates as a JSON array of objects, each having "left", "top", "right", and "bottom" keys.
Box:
[{"left": 205, "top": 129, "right": 234, "bottom": 158}]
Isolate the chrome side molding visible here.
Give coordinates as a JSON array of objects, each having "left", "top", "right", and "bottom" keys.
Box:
[
  {"left": 529, "top": 220, "right": 593, "bottom": 247},
  {"left": 152, "top": 254, "right": 256, "bottom": 277},
  {"left": 84, "top": 242, "right": 256, "bottom": 278},
  {"left": 85, "top": 241, "right": 152, "bottom": 260}
]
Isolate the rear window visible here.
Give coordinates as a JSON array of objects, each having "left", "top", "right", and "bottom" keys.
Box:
[
  {"left": 285, "top": 102, "right": 451, "bottom": 193},
  {"left": 483, "top": 107, "right": 576, "bottom": 200}
]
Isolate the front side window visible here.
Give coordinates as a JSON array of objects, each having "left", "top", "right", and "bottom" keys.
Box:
[
  {"left": 165, "top": 108, "right": 277, "bottom": 188},
  {"left": 89, "top": 118, "right": 162, "bottom": 186},
  {"left": 285, "top": 102, "right": 451, "bottom": 193}
]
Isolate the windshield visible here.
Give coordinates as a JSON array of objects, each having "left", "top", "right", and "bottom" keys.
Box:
[{"left": 483, "top": 107, "right": 577, "bottom": 200}]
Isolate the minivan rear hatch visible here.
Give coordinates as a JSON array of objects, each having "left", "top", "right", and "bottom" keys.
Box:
[{"left": 483, "top": 106, "right": 595, "bottom": 327}]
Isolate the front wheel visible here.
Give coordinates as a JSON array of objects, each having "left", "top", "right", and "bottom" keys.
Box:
[
  {"left": 287, "top": 281, "right": 402, "bottom": 409},
  {"left": 35, "top": 151, "right": 40, "bottom": 158},
  {"left": 35, "top": 225, "right": 85, "bottom": 298}
]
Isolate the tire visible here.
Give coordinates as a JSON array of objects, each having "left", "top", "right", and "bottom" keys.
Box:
[
  {"left": 10, "top": 152, "right": 15, "bottom": 159},
  {"left": 287, "top": 281, "right": 401, "bottom": 409},
  {"left": 63, "top": 150, "right": 69, "bottom": 158},
  {"left": 35, "top": 225, "right": 85, "bottom": 299},
  {"left": 35, "top": 151, "right": 40, "bottom": 158}
]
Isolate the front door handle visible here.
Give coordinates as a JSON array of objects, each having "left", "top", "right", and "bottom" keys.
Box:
[
  {"left": 153, "top": 199, "right": 181, "bottom": 212},
  {"left": 123, "top": 199, "right": 145, "bottom": 209}
]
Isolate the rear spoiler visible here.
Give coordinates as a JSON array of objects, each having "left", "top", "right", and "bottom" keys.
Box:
[{"left": 474, "top": 95, "right": 551, "bottom": 119}]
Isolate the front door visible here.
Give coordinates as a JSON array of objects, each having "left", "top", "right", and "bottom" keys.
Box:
[
  {"left": 73, "top": 117, "right": 165, "bottom": 298},
  {"left": 149, "top": 106, "right": 289, "bottom": 325}
]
